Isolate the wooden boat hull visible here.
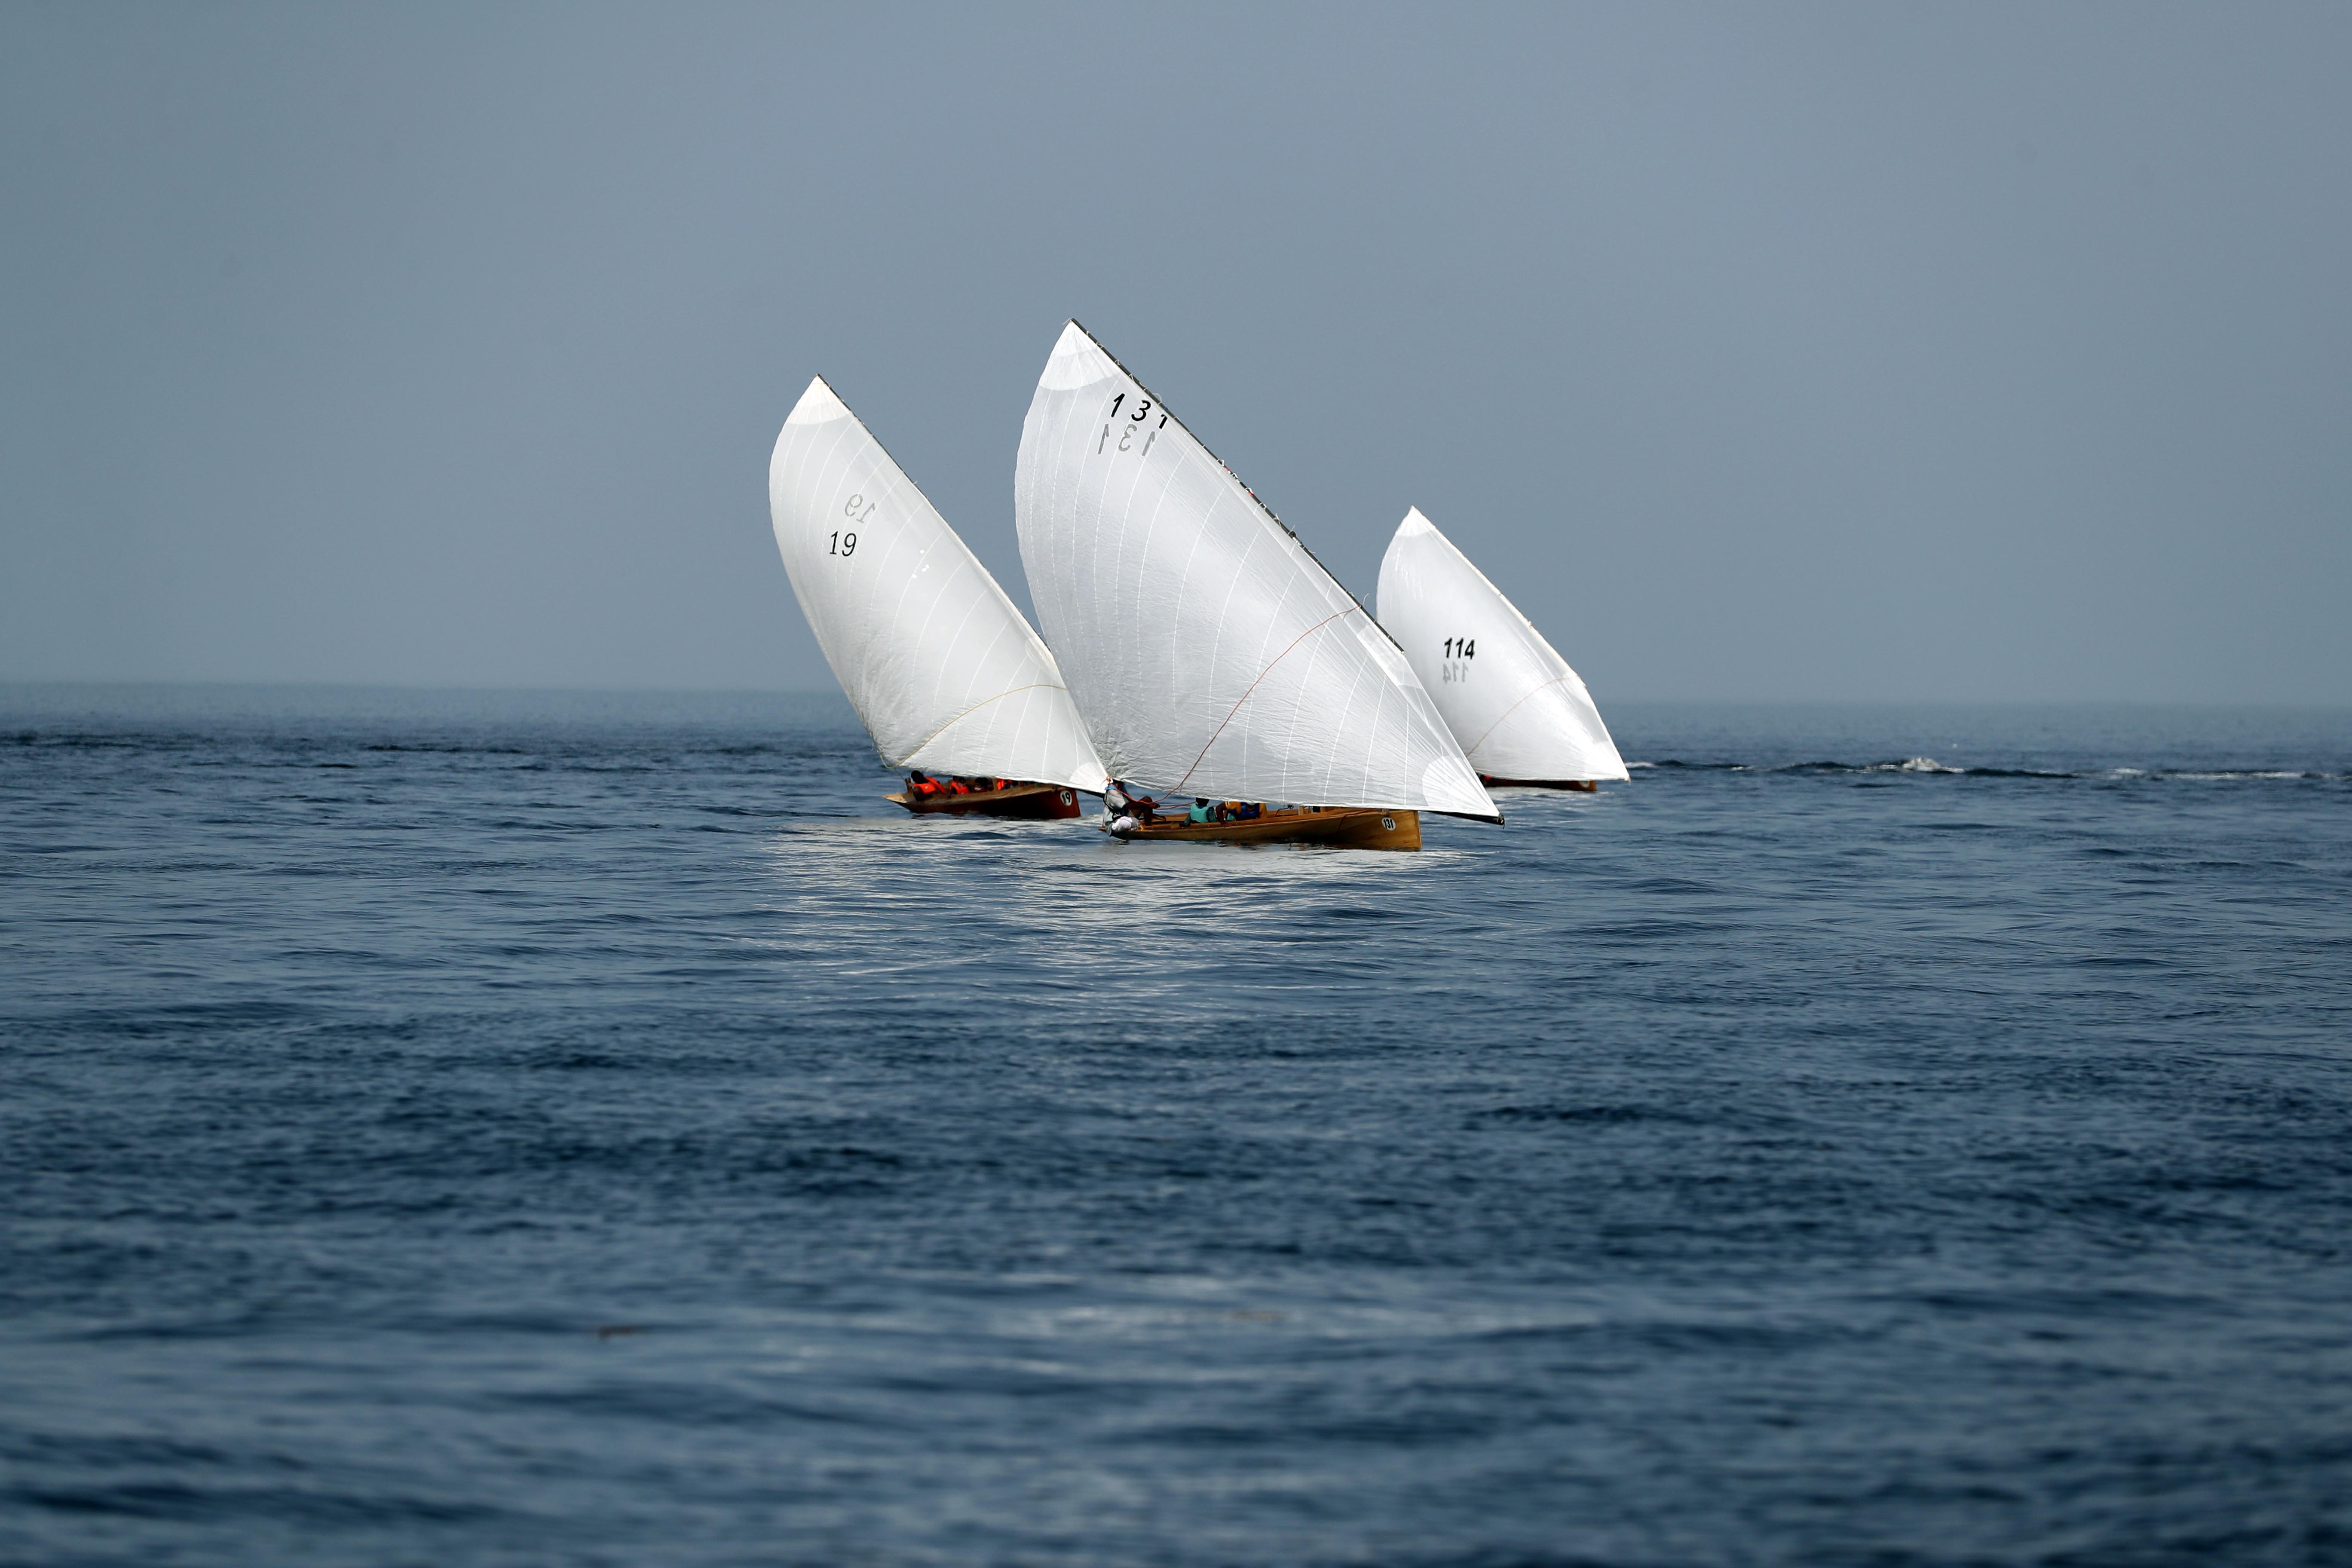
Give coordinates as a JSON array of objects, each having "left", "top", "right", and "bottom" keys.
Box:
[
  {"left": 888, "top": 782, "right": 1085, "bottom": 819},
  {"left": 1479, "top": 776, "right": 1599, "bottom": 792},
  {"left": 1110, "top": 806, "right": 1420, "bottom": 851}
]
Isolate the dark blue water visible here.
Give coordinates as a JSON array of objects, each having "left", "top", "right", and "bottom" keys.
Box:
[{"left": 4, "top": 686, "right": 2349, "bottom": 1567}]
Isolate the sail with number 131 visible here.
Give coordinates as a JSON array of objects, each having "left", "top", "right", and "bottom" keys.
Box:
[
  {"left": 1013, "top": 322, "right": 1498, "bottom": 848},
  {"left": 768, "top": 376, "right": 1107, "bottom": 814}
]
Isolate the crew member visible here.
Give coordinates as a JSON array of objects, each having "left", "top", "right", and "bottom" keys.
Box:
[{"left": 1105, "top": 779, "right": 1160, "bottom": 826}]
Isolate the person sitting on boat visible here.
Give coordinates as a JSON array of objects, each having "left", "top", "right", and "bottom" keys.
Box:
[
  {"left": 1105, "top": 779, "right": 1159, "bottom": 824},
  {"left": 906, "top": 769, "right": 943, "bottom": 798},
  {"left": 1188, "top": 797, "right": 1214, "bottom": 824}
]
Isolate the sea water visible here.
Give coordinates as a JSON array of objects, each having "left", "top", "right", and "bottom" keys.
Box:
[{"left": 3, "top": 686, "right": 2348, "bottom": 1567}]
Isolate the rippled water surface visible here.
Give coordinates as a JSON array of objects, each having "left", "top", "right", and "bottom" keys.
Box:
[{"left": 4, "top": 686, "right": 2349, "bottom": 1567}]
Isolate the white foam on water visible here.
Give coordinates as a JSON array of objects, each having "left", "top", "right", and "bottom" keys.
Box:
[
  {"left": 2168, "top": 769, "right": 2314, "bottom": 781},
  {"left": 1858, "top": 757, "right": 1965, "bottom": 774}
]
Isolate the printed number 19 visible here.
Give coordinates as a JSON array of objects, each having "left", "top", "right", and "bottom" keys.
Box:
[{"left": 832, "top": 492, "right": 872, "bottom": 557}]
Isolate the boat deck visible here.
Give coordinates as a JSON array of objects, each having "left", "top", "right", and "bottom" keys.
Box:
[
  {"left": 1109, "top": 806, "right": 1420, "bottom": 851},
  {"left": 888, "top": 782, "right": 1084, "bottom": 819}
]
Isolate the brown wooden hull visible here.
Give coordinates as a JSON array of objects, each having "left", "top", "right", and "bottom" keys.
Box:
[
  {"left": 888, "top": 782, "right": 1085, "bottom": 819},
  {"left": 1110, "top": 806, "right": 1421, "bottom": 851},
  {"left": 1479, "top": 777, "right": 1599, "bottom": 792}
]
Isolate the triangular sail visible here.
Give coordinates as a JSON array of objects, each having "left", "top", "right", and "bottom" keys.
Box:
[
  {"left": 769, "top": 376, "right": 1107, "bottom": 793},
  {"left": 1013, "top": 322, "right": 1497, "bottom": 820},
  {"left": 1375, "top": 507, "right": 1628, "bottom": 783}
]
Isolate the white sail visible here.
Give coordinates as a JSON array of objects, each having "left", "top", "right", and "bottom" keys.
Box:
[
  {"left": 1013, "top": 322, "right": 1497, "bottom": 820},
  {"left": 769, "top": 376, "right": 1107, "bottom": 793},
  {"left": 1376, "top": 507, "right": 1628, "bottom": 783}
]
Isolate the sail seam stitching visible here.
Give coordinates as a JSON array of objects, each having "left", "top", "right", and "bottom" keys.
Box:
[
  {"left": 900, "top": 684, "right": 1066, "bottom": 764},
  {"left": 1462, "top": 674, "right": 1573, "bottom": 761},
  {"left": 1171, "top": 607, "right": 1358, "bottom": 793}
]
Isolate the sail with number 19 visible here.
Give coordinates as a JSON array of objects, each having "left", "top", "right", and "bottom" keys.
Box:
[
  {"left": 1375, "top": 507, "right": 1628, "bottom": 790},
  {"left": 768, "top": 376, "right": 1107, "bottom": 817},
  {"left": 1013, "top": 322, "right": 1498, "bottom": 849}
]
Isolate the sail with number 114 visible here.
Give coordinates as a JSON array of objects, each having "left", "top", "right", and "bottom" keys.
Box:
[{"left": 1377, "top": 506, "right": 1627, "bottom": 788}]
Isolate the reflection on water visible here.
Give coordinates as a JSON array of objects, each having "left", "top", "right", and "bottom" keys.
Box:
[{"left": 754, "top": 809, "right": 1479, "bottom": 1033}]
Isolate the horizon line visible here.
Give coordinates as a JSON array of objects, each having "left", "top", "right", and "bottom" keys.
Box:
[{"left": 0, "top": 678, "right": 2345, "bottom": 713}]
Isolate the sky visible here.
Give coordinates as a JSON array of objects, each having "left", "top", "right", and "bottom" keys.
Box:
[{"left": 3, "top": 3, "right": 2347, "bottom": 704}]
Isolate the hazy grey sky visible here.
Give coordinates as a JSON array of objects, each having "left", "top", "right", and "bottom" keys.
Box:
[{"left": 4, "top": 3, "right": 2346, "bottom": 702}]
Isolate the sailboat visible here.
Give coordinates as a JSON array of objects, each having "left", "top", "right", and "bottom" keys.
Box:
[
  {"left": 768, "top": 375, "right": 1108, "bottom": 817},
  {"left": 1013, "top": 323, "right": 1498, "bottom": 851},
  {"left": 1375, "top": 507, "right": 1629, "bottom": 790}
]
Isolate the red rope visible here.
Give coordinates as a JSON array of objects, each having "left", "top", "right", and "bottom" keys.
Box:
[{"left": 1172, "top": 607, "right": 1358, "bottom": 792}]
